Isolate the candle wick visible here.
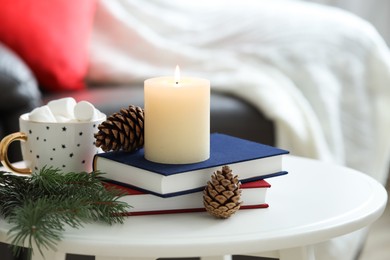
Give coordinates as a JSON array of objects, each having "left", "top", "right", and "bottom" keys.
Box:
[{"left": 176, "top": 81, "right": 179, "bottom": 85}]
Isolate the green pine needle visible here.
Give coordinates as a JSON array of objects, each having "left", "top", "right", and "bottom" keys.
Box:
[{"left": 0, "top": 167, "right": 131, "bottom": 258}]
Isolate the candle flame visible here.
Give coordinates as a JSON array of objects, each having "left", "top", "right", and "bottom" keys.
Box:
[{"left": 174, "top": 65, "right": 180, "bottom": 85}]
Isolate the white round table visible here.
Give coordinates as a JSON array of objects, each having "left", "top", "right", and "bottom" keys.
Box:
[{"left": 0, "top": 156, "right": 387, "bottom": 260}]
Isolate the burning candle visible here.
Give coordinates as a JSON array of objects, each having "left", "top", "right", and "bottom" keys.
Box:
[{"left": 144, "top": 66, "right": 210, "bottom": 164}]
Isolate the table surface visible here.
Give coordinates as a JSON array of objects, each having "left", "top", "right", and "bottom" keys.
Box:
[{"left": 0, "top": 156, "right": 387, "bottom": 259}]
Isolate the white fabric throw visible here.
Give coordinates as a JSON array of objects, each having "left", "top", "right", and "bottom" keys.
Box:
[
  {"left": 88, "top": 1, "right": 390, "bottom": 258},
  {"left": 89, "top": 0, "right": 390, "bottom": 183}
]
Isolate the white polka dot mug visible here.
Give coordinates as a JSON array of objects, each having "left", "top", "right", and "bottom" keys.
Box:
[{"left": 0, "top": 112, "right": 106, "bottom": 174}]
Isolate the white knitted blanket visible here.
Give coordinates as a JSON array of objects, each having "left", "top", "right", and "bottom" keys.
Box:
[
  {"left": 88, "top": 0, "right": 390, "bottom": 184},
  {"left": 87, "top": 2, "right": 390, "bottom": 259}
]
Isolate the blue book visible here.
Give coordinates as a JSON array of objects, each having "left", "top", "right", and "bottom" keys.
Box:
[{"left": 93, "top": 133, "right": 289, "bottom": 197}]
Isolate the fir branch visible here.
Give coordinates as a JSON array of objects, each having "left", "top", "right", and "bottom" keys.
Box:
[
  {"left": 0, "top": 168, "right": 131, "bottom": 258},
  {"left": 8, "top": 197, "right": 65, "bottom": 256},
  {"left": 0, "top": 172, "right": 32, "bottom": 218}
]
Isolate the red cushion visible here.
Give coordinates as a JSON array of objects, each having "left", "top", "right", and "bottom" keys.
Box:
[{"left": 0, "top": 0, "right": 96, "bottom": 91}]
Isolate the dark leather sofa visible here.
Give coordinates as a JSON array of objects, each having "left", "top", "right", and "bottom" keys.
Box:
[
  {"left": 0, "top": 38, "right": 274, "bottom": 260},
  {"left": 0, "top": 42, "right": 275, "bottom": 164}
]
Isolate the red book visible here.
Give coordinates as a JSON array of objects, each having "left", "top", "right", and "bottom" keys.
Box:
[{"left": 104, "top": 179, "right": 270, "bottom": 216}]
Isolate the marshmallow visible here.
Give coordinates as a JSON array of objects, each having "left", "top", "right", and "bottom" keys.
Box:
[
  {"left": 54, "top": 115, "right": 72, "bottom": 123},
  {"left": 28, "top": 106, "right": 56, "bottom": 123},
  {"left": 74, "top": 101, "right": 97, "bottom": 121},
  {"left": 94, "top": 111, "right": 105, "bottom": 120},
  {"left": 47, "top": 97, "right": 76, "bottom": 119}
]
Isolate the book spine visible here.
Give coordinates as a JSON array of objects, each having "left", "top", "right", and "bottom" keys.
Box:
[{"left": 116, "top": 204, "right": 269, "bottom": 216}]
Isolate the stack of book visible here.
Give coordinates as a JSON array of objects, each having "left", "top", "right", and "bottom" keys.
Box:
[{"left": 93, "top": 133, "right": 289, "bottom": 215}]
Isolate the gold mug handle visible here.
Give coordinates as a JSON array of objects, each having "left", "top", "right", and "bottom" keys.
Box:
[{"left": 0, "top": 132, "right": 32, "bottom": 174}]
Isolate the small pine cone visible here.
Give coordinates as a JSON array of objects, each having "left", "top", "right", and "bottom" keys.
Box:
[
  {"left": 203, "top": 165, "right": 242, "bottom": 219},
  {"left": 94, "top": 105, "right": 144, "bottom": 152}
]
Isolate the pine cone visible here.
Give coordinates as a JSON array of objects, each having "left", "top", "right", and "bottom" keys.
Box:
[
  {"left": 203, "top": 165, "right": 242, "bottom": 218},
  {"left": 94, "top": 105, "right": 144, "bottom": 152}
]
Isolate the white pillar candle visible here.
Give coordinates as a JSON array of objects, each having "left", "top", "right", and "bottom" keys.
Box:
[{"left": 144, "top": 67, "right": 210, "bottom": 164}]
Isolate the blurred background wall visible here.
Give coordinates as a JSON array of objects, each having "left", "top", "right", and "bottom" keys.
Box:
[{"left": 303, "top": 0, "right": 390, "bottom": 46}]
